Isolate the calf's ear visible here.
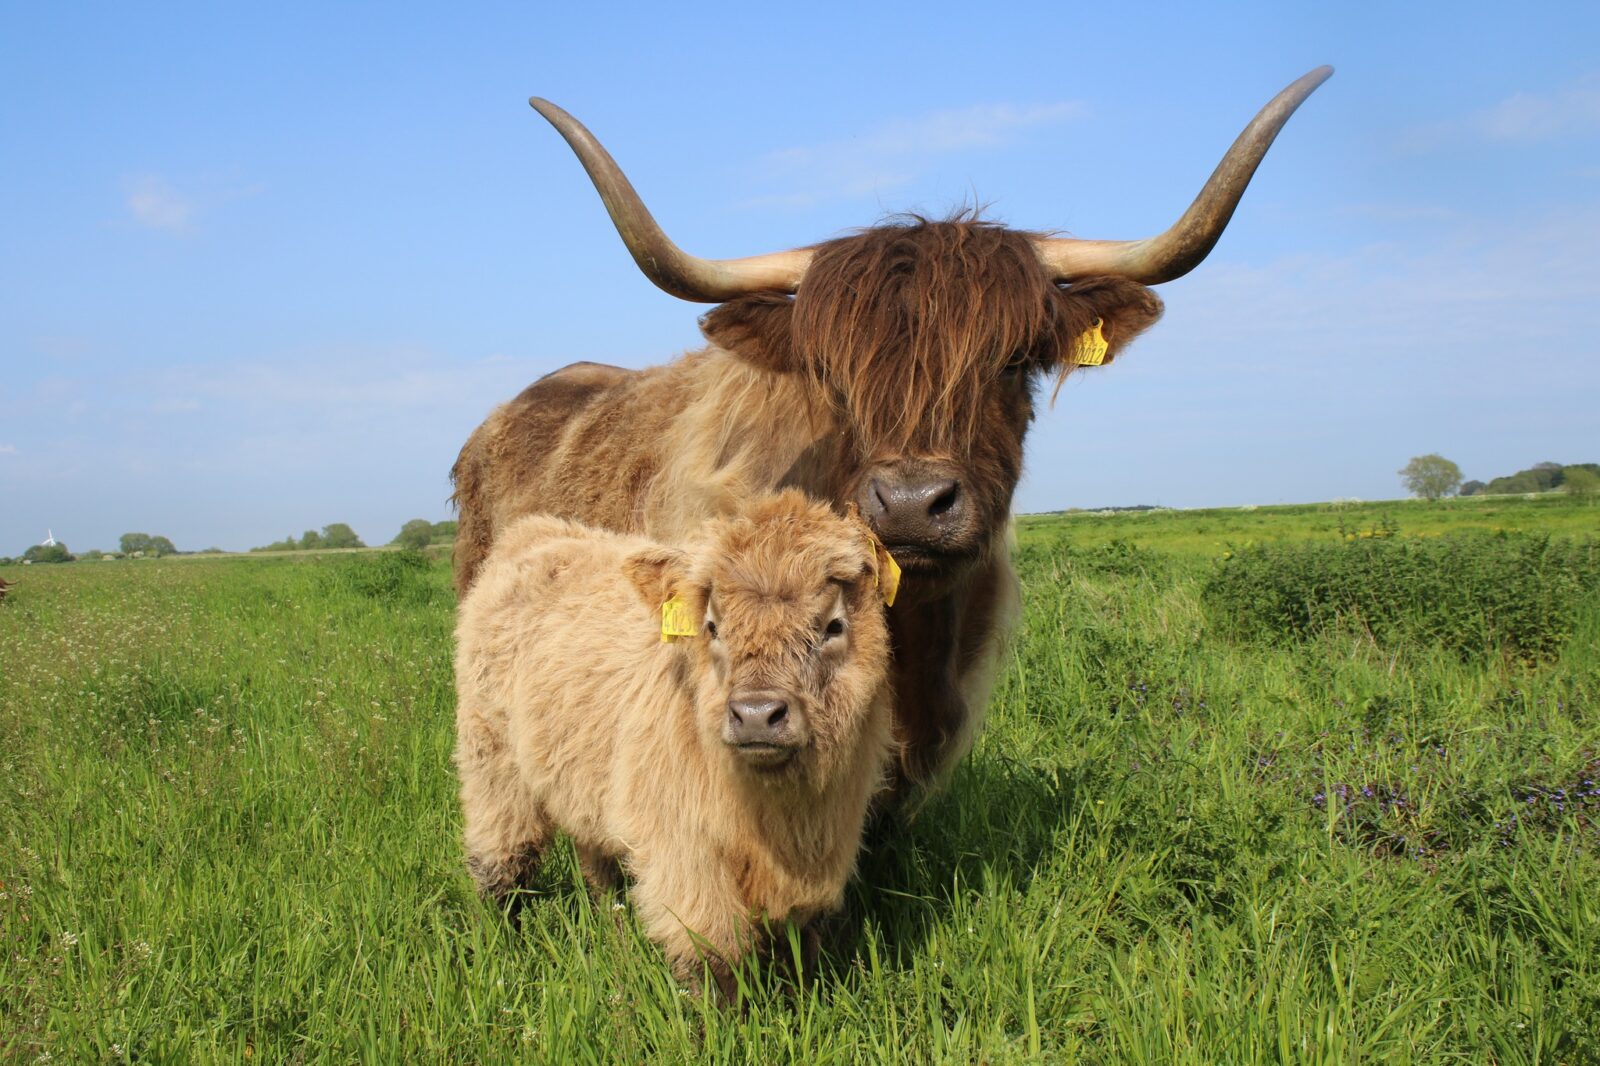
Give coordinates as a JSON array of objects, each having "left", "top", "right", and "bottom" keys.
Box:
[
  {"left": 699, "top": 294, "right": 799, "bottom": 375},
  {"left": 622, "top": 546, "right": 692, "bottom": 609},
  {"left": 1046, "top": 277, "right": 1164, "bottom": 372}
]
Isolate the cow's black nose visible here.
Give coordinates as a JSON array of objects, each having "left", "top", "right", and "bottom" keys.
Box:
[{"left": 859, "top": 474, "right": 965, "bottom": 545}]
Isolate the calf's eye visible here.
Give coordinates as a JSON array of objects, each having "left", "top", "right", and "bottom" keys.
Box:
[
  {"left": 823, "top": 618, "right": 845, "bottom": 639},
  {"left": 705, "top": 620, "right": 718, "bottom": 639}
]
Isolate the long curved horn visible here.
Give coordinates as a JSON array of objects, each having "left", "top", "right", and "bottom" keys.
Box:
[
  {"left": 530, "top": 98, "right": 813, "bottom": 302},
  {"left": 1035, "top": 65, "right": 1333, "bottom": 285}
]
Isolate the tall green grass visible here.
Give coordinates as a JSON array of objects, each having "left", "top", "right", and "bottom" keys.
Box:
[
  {"left": 1202, "top": 532, "right": 1600, "bottom": 662},
  {"left": 2, "top": 497, "right": 1596, "bottom": 1062}
]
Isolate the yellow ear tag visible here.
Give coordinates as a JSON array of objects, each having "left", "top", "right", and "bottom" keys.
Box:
[
  {"left": 660, "top": 594, "right": 698, "bottom": 642},
  {"left": 866, "top": 534, "right": 902, "bottom": 607},
  {"left": 878, "top": 549, "right": 901, "bottom": 607},
  {"left": 1074, "top": 318, "right": 1109, "bottom": 367}
]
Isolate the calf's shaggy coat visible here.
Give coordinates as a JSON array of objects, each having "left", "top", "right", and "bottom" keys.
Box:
[{"left": 454, "top": 491, "right": 895, "bottom": 991}]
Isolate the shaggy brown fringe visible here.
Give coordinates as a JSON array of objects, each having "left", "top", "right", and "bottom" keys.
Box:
[{"left": 792, "top": 214, "right": 1062, "bottom": 457}]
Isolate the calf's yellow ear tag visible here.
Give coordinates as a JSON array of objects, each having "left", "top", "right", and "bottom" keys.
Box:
[
  {"left": 1073, "top": 318, "right": 1109, "bottom": 367},
  {"left": 866, "top": 534, "right": 902, "bottom": 607},
  {"left": 879, "top": 549, "right": 902, "bottom": 607},
  {"left": 660, "top": 594, "right": 698, "bottom": 642}
]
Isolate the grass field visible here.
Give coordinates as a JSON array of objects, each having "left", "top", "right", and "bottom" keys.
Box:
[{"left": 2, "top": 496, "right": 1596, "bottom": 1062}]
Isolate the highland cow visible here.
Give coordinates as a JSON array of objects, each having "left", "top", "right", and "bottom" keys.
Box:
[
  {"left": 453, "top": 491, "right": 897, "bottom": 994},
  {"left": 452, "top": 68, "right": 1332, "bottom": 794}
]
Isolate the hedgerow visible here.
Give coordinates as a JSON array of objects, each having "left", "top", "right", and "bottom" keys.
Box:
[{"left": 1202, "top": 532, "right": 1600, "bottom": 662}]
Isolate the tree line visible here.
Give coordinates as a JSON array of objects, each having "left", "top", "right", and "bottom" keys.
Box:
[
  {"left": 4, "top": 519, "right": 460, "bottom": 565},
  {"left": 1399, "top": 456, "right": 1599, "bottom": 501},
  {"left": 249, "top": 519, "right": 456, "bottom": 553},
  {"left": 1, "top": 532, "right": 186, "bottom": 566},
  {"left": 251, "top": 523, "right": 367, "bottom": 552}
]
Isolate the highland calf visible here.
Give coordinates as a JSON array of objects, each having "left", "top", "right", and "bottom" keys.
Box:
[{"left": 453, "top": 491, "right": 896, "bottom": 994}]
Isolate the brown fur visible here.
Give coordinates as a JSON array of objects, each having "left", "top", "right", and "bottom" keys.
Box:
[
  {"left": 454, "top": 491, "right": 895, "bottom": 994},
  {"left": 452, "top": 215, "right": 1163, "bottom": 789}
]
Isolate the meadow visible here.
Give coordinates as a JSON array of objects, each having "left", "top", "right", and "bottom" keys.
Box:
[{"left": 2, "top": 495, "right": 1596, "bottom": 1063}]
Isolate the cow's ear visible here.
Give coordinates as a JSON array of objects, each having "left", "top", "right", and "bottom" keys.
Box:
[
  {"left": 621, "top": 546, "right": 692, "bottom": 609},
  {"left": 1046, "top": 277, "right": 1164, "bottom": 372},
  {"left": 699, "top": 294, "right": 799, "bottom": 375}
]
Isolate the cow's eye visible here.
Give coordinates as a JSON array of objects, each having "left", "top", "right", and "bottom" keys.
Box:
[
  {"left": 705, "top": 620, "right": 718, "bottom": 639},
  {"left": 1001, "top": 350, "right": 1029, "bottom": 376},
  {"left": 823, "top": 617, "right": 845, "bottom": 639}
]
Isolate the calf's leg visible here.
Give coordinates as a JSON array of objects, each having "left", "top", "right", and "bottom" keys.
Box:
[
  {"left": 459, "top": 759, "right": 552, "bottom": 904},
  {"left": 576, "top": 843, "right": 623, "bottom": 896}
]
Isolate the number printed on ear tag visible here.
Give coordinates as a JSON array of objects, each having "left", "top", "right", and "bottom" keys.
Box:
[
  {"left": 1074, "top": 318, "right": 1109, "bottom": 367},
  {"left": 660, "top": 594, "right": 698, "bottom": 642}
]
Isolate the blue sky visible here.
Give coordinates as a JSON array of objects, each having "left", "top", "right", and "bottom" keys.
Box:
[{"left": 2, "top": 2, "right": 1597, "bottom": 554}]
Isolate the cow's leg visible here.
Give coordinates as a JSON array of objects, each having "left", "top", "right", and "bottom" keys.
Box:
[
  {"left": 882, "top": 545, "right": 1020, "bottom": 798},
  {"left": 576, "top": 843, "right": 623, "bottom": 896},
  {"left": 951, "top": 546, "right": 1020, "bottom": 759},
  {"left": 632, "top": 855, "right": 753, "bottom": 1002},
  {"left": 883, "top": 592, "right": 966, "bottom": 794},
  {"left": 459, "top": 760, "right": 553, "bottom": 905}
]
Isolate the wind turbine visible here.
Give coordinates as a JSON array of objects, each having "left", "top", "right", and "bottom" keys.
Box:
[{"left": 42, "top": 529, "right": 57, "bottom": 547}]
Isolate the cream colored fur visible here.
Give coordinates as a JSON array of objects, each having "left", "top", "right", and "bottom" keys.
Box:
[{"left": 454, "top": 493, "right": 894, "bottom": 992}]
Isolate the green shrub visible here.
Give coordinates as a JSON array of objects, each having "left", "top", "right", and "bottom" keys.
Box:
[
  {"left": 318, "top": 550, "right": 441, "bottom": 606},
  {"left": 1202, "top": 533, "right": 1600, "bottom": 662},
  {"left": 1014, "top": 537, "right": 1170, "bottom": 581}
]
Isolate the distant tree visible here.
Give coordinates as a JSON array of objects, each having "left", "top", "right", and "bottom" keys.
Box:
[
  {"left": 394, "top": 519, "right": 434, "bottom": 550},
  {"left": 23, "top": 542, "right": 72, "bottom": 564},
  {"left": 1562, "top": 468, "right": 1600, "bottom": 496},
  {"left": 1459, "top": 480, "right": 1486, "bottom": 497},
  {"left": 1399, "top": 454, "right": 1463, "bottom": 501},
  {"left": 251, "top": 535, "right": 299, "bottom": 553},
  {"left": 431, "top": 519, "right": 458, "bottom": 543},
  {"left": 79, "top": 549, "right": 105, "bottom": 561},
  {"left": 1488, "top": 471, "right": 1537, "bottom": 494},
  {"left": 1532, "top": 462, "right": 1565, "bottom": 490},
  {"left": 299, "top": 529, "right": 323, "bottom": 550},
  {"left": 120, "top": 532, "right": 177, "bottom": 556},
  {"left": 319, "top": 523, "right": 364, "bottom": 550}
]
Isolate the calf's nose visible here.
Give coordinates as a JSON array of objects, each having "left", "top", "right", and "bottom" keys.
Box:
[
  {"left": 727, "top": 697, "right": 789, "bottom": 745},
  {"left": 859, "top": 474, "right": 964, "bottom": 545}
]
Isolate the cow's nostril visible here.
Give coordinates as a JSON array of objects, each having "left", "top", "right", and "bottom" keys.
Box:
[
  {"left": 927, "top": 480, "right": 960, "bottom": 518},
  {"left": 870, "top": 479, "right": 890, "bottom": 515},
  {"left": 728, "top": 697, "right": 789, "bottom": 740}
]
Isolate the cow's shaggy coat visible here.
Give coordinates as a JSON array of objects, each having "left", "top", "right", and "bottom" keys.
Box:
[
  {"left": 452, "top": 217, "right": 1162, "bottom": 790},
  {"left": 452, "top": 70, "right": 1332, "bottom": 794},
  {"left": 453, "top": 491, "right": 895, "bottom": 993}
]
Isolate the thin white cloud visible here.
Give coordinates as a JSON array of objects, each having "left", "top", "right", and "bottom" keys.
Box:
[
  {"left": 0, "top": 444, "right": 17, "bottom": 455},
  {"left": 122, "top": 172, "right": 264, "bottom": 232},
  {"left": 1411, "top": 75, "right": 1600, "bottom": 149},
  {"left": 744, "top": 101, "right": 1087, "bottom": 207},
  {"left": 126, "top": 174, "right": 194, "bottom": 230},
  {"left": 1472, "top": 83, "right": 1600, "bottom": 141},
  {"left": 1161, "top": 207, "right": 1600, "bottom": 375}
]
